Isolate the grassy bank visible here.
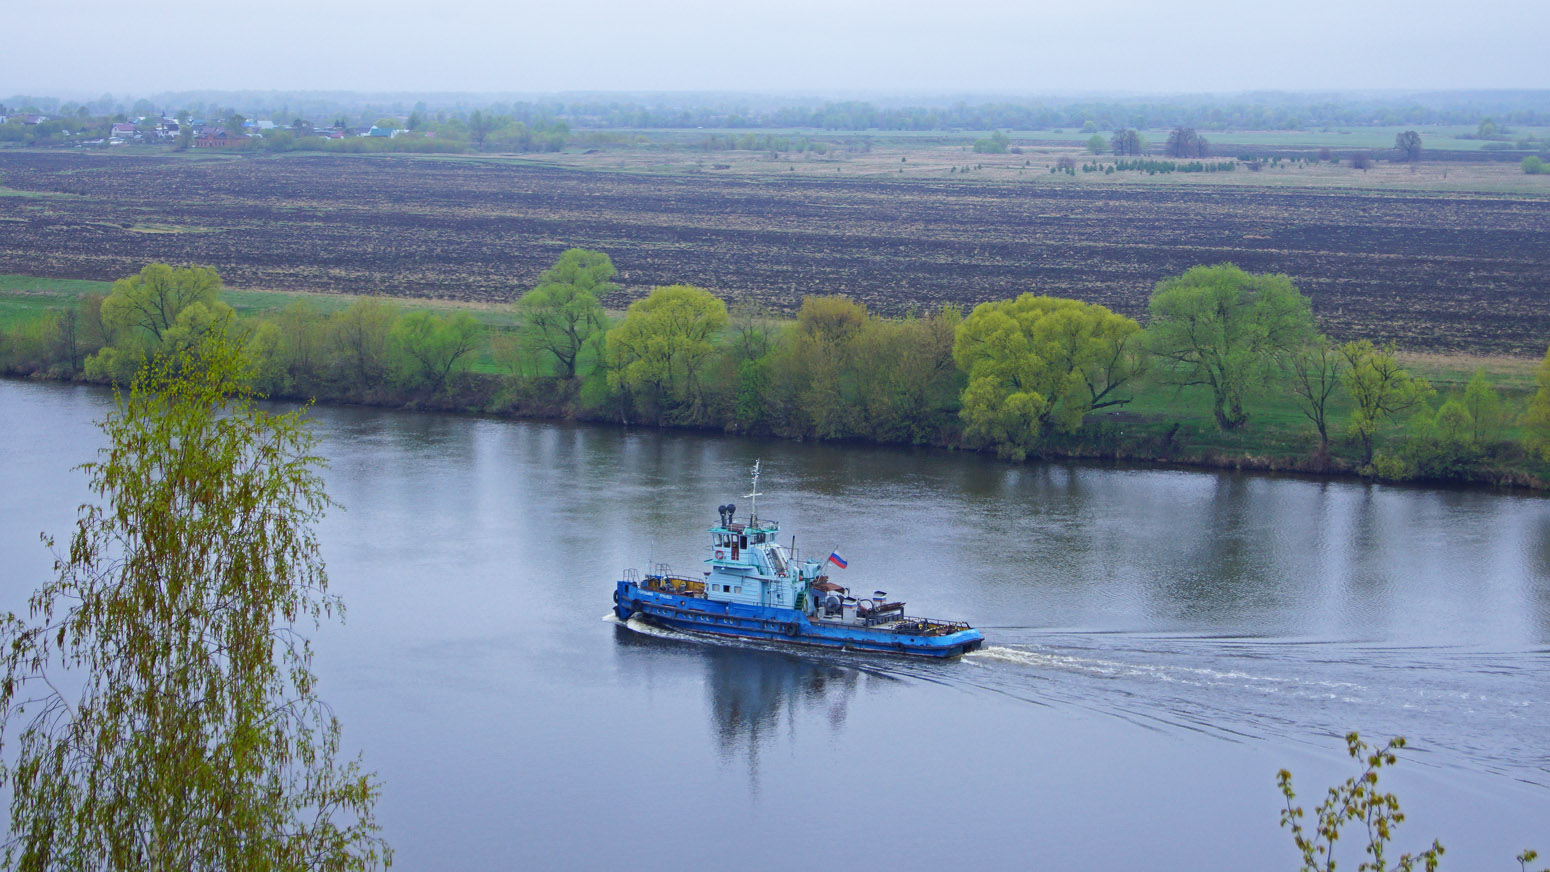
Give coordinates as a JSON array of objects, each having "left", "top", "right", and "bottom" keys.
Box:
[
  {"left": 0, "top": 274, "right": 523, "bottom": 376},
  {"left": 3, "top": 272, "right": 1546, "bottom": 491}
]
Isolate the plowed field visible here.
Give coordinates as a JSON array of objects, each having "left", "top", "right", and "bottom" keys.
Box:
[{"left": 2, "top": 151, "right": 1547, "bottom": 352}]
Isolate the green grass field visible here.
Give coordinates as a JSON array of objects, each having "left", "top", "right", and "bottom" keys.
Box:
[
  {"left": 0, "top": 274, "right": 523, "bottom": 374},
  {"left": 0, "top": 275, "right": 113, "bottom": 329}
]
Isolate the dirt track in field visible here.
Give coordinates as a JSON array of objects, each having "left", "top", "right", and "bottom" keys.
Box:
[{"left": 1, "top": 151, "right": 1547, "bottom": 352}]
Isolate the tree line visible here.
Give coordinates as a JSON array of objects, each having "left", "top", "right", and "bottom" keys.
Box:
[
  {"left": 12, "top": 92, "right": 1550, "bottom": 142},
  {"left": 51, "top": 92, "right": 1550, "bottom": 131},
  {"left": 5, "top": 256, "right": 1550, "bottom": 486}
]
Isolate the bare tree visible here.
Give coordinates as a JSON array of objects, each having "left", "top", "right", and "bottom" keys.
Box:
[{"left": 1165, "top": 127, "right": 1209, "bottom": 158}]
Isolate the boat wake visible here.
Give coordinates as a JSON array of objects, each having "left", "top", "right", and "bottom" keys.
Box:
[
  {"left": 603, "top": 611, "right": 704, "bottom": 643},
  {"left": 955, "top": 636, "right": 1550, "bottom": 789}
]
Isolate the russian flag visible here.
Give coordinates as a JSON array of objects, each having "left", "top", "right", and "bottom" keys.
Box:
[{"left": 827, "top": 551, "right": 848, "bottom": 569}]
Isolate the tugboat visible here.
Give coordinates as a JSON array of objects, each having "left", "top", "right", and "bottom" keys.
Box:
[{"left": 612, "top": 463, "right": 985, "bottom": 658}]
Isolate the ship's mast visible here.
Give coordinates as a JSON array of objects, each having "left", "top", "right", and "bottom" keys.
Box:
[{"left": 746, "top": 460, "right": 762, "bottom": 526}]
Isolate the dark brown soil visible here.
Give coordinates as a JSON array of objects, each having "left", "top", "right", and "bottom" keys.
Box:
[{"left": 2, "top": 151, "right": 1547, "bottom": 353}]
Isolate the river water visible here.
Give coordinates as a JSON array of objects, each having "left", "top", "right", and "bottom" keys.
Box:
[{"left": 2, "top": 379, "right": 1547, "bottom": 870}]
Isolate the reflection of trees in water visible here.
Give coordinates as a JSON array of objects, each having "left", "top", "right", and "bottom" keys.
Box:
[
  {"left": 703, "top": 646, "right": 865, "bottom": 792},
  {"left": 703, "top": 646, "right": 861, "bottom": 773},
  {"left": 1533, "top": 515, "right": 1550, "bottom": 642},
  {"left": 612, "top": 626, "right": 864, "bottom": 787}
]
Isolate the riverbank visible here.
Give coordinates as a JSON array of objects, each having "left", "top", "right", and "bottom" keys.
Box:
[
  {"left": 4, "top": 271, "right": 1547, "bottom": 493},
  {"left": 12, "top": 366, "right": 1546, "bottom": 493}
]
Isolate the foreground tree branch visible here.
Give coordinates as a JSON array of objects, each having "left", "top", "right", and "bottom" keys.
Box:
[{"left": 0, "top": 321, "right": 390, "bottom": 871}]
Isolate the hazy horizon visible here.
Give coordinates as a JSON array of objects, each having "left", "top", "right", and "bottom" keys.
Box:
[{"left": 4, "top": 0, "right": 1546, "bottom": 97}]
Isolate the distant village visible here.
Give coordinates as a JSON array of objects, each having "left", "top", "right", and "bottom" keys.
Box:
[{"left": 0, "top": 110, "right": 413, "bottom": 148}]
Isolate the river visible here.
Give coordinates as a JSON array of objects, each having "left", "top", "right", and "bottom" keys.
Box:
[{"left": 2, "top": 379, "right": 1547, "bottom": 870}]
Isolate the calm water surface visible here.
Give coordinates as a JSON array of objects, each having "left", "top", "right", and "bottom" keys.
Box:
[{"left": 3, "top": 380, "right": 1548, "bottom": 870}]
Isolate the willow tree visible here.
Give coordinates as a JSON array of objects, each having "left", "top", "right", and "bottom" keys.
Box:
[
  {"left": 781, "top": 295, "right": 869, "bottom": 439},
  {"left": 0, "top": 326, "right": 390, "bottom": 871},
  {"left": 1145, "top": 264, "right": 1315, "bottom": 430},
  {"left": 326, "top": 297, "right": 400, "bottom": 391},
  {"left": 605, "top": 284, "right": 728, "bottom": 422},
  {"left": 390, "top": 309, "right": 482, "bottom": 394},
  {"left": 953, "top": 294, "right": 1143, "bottom": 460},
  {"left": 1341, "top": 339, "right": 1433, "bottom": 467},
  {"left": 85, "top": 263, "right": 235, "bottom": 384},
  {"left": 515, "top": 248, "right": 616, "bottom": 379}
]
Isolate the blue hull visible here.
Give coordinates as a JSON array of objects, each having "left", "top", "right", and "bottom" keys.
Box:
[{"left": 614, "top": 581, "right": 984, "bottom": 658}]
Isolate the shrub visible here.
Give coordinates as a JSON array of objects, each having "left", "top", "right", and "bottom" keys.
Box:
[
  {"left": 972, "top": 131, "right": 1010, "bottom": 154},
  {"left": 1277, "top": 734, "right": 1442, "bottom": 872}
]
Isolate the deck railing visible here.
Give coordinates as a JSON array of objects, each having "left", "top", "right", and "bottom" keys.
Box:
[{"left": 891, "top": 617, "right": 974, "bottom": 636}]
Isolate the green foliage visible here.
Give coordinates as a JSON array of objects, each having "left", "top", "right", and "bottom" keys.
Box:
[
  {"left": 1395, "top": 130, "right": 1423, "bottom": 162},
  {"left": 1522, "top": 345, "right": 1550, "bottom": 460},
  {"left": 972, "top": 131, "right": 1010, "bottom": 154},
  {"left": 1145, "top": 264, "right": 1315, "bottom": 431},
  {"left": 248, "top": 300, "right": 328, "bottom": 397},
  {"left": 732, "top": 357, "right": 770, "bottom": 432},
  {"left": 1434, "top": 399, "right": 1472, "bottom": 442},
  {"left": 326, "top": 297, "right": 399, "bottom": 392},
  {"left": 1085, "top": 133, "right": 1107, "bottom": 154},
  {"left": 954, "top": 295, "right": 1143, "bottom": 460},
  {"left": 0, "top": 324, "right": 390, "bottom": 871},
  {"left": 1277, "top": 733, "right": 1443, "bottom": 872},
  {"left": 605, "top": 284, "right": 728, "bottom": 423},
  {"left": 850, "top": 308, "right": 963, "bottom": 444},
  {"left": 742, "top": 297, "right": 961, "bottom": 443},
  {"left": 1462, "top": 369, "right": 1505, "bottom": 443},
  {"left": 1398, "top": 400, "right": 1482, "bottom": 480},
  {"left": 778, "top": 295, "right": 871, "bottom": 438},
  {"left": 515, "top": 249, "right": 616, "bottom": 379},
  {"left": 1100, "top": 158, "right": 1235, "bottom": 174},
  {"left": 390, "top": 310, "right": 483, "bottom": 393},
  {"left": 99, "top": 262, "right": 223, "bottom": 342},
  {"left": 1341, "top": 340, "right": 1433, "bottom": 466},
  {"left": 7, "top": 262, "right": 1550, "bottom": 485},
  {"left": 1524, "top": 156, "right": 1548, "bottom": 175},
  {"left": 1368, "top": 451, "right": 1412, "bottom": 480},
  {"left": 85, "top": 263, "right": 233, "bottom": 383}
]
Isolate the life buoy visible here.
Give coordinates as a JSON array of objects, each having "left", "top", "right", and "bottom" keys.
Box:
[{"left": 715, "top": 550, "right": 725, "bottom": 560}]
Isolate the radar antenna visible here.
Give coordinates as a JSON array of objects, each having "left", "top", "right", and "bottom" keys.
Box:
[{"left": 746, "top": 460, "right": 763, "bottom": 525}]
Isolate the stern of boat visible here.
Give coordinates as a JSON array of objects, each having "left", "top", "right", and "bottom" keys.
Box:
[{"left": 613, "top": 580, "right": 639, "bottom": 621}]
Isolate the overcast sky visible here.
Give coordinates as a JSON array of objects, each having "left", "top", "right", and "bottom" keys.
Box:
[{"left": 5, "top": 0, "right": 1547, "bottom": 97}]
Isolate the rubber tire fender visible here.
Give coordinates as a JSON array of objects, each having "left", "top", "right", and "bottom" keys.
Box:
[
  {"left": 613, "top": 589, "right": 621, "bottom": 604},
  {"left": 783, "top": 622, "right": 799, "bottom": 637}
]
